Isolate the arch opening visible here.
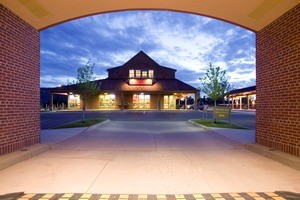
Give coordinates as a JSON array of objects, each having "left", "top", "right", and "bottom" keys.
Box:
[{"left": 40, "top": 10, "right": 256, "bottom": 92}]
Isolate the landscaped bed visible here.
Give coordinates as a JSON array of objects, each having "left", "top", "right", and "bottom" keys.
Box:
[
  {"left": 191, "top": 119, "right": 248, "bottom": 129},
  {"left": 54, "top": 118, "right": 107, "bottom": 129}
]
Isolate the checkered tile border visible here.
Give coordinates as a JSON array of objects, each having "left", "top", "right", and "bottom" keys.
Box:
[{"left": 16, "top": 192, "right": 288, "bottom": 200}]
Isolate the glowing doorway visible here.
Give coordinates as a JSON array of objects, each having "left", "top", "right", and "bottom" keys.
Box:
[{"left": 133, "top": 94, "right": 150, "bottom": 109}]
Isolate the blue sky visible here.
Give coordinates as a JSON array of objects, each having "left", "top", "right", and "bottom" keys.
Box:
[{"left": 40, "top": 10, "right": 256, "bottom": 90}]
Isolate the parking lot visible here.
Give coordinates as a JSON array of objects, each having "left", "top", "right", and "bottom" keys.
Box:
[{"left": 41, "top": 109, "right": 256, "bottom": 130}]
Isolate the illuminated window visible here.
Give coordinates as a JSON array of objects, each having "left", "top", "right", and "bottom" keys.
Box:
[
  {"left": 142, "top": 70, "right": 148, "bottom": 78},
  {"left": 149, "top": 70, "right": 154, "bottom": 78},
  {"left": 99, "top": 94, "right": 115, "bottom": 109},
  {"left": 129, "top": 70, "right": 134, "bottom": 78},
  {"left": 130, "top": 69, "right": 154, "bottom": 78},
  {"left": 133, "top": 94, "right": 150, "bottom": 109},
  {"left": 135, "top": 70, "right": 141, "bottom": 78},
  {"left": 68, "top": 94, "right": 80, "bottom": 109}
]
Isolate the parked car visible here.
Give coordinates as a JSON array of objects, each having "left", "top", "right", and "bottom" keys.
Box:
[
  {"left": 186, "top": 104, "right": 195, "bottom": 110},
  {"left": 197, "top": 102, "right": 204, "bottom": 110},
  {"left": 186, "top": 103, "right": 207, "bottom": 110}
]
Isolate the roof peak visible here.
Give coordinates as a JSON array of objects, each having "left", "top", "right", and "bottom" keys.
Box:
[
  {"left": 133, "top": 50, "right": 151, "bottom": 58},
  {"left": 124, "top": 50, "right": 157, "bottom": 66}
]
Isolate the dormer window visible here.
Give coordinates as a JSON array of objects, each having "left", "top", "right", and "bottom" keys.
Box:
[
  {"left": 149, "top": 70, "right": 154, "bottom": 78},
  {"left": 129, "top": 70, "right": 134, "bottom": 78},
  {"left": 136, "top": 70, "right": 141, "bottom": 78},
  {"left": 129, "top": 69, "right": 154, "bottom": 78},
  {"left": 142, "top": 70, "right": 148, "bottom": 78}
]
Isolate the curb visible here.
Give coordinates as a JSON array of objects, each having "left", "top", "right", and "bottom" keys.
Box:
[
  {"left": 246, "top": 143, "right": 300, "bottom": 171},
  {"left": 85, "top": 119, "right": 111, "bottom": 132},
  {"left": 187, "top": 120, "right": 244, "bottom": 148},
  {"left": 187, "top": 120, "right": 210, "bottom": 130},
  {"left": 0, "top": 144, "right": 50, "bottom": 171}
]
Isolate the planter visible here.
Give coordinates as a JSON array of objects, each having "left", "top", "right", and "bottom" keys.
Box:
[{"left": 118, "top": 105, "right": 129, "bottom": 110}]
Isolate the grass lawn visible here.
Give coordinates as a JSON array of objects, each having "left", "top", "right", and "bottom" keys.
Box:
[
  {"left": 191, "top": 119, "right": 248, "bottom": 129},
  {"left": 54, "top": 118, "right": 107, "bottom": 129}
]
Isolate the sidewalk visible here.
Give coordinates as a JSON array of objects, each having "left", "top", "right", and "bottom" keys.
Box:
[{"left": 0, "top": 120, "right": 300, "bottom": 195}]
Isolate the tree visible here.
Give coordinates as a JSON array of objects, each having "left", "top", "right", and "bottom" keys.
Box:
[
  {"left": 76, "top": 60, "right": 100, "bottom": 121},
  {"left": 199, "top": 62, "right": 230, "bottom": 107}
]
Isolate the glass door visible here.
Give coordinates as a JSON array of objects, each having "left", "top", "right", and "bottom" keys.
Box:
[
  {"left": 163, "top": 95, "right": 175, "bottom": 109},
  {"left": 133, "top": 94, "right": 150, "bottom": 109}
]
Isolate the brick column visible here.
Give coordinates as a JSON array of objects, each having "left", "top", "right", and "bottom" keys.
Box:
[
  {"left": 256, "top": 3, "right": 300, "bottom": 156},
  {"left": 0, "top": 5, "right": 40, "bottom": 155}
]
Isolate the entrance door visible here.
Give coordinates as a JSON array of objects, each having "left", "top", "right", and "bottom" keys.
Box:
[
  {"left": 133, "top": 94, "right": 150, "bottom": 109},
  {"left": 68, "top": 94, "right": 80, "bottom": 109},
  {"left": 163, "top": 95, "right": 175, "bottom": 109}
]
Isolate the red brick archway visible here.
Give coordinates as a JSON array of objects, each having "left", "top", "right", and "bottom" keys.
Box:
[
  {"left": 0, "top": 5, "right": 40, "bottom": 155},
  {"left": 0, "top": 3, "right": 299, "bottom": 156},
  {"left": 256, "top": 5, "right": 300, "bottom": 156}
]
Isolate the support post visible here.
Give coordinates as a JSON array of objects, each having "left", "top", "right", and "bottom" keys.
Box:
[
  {"left": 239, "top": 97, "right": 242, "bottom": 110},
  {"left": 50, "top": 93, "right": 54, "bottom": 111},
  {"left": 120, "top": 91, "right": 124, "bottom": 110},
  {"left": 194, "top": 92, "right": 198, "bottom": 110},
  {"left": 247, "top": 95, "right": 250, "bottom": 110},
  {"left": 157, "top": 93, "right": 161, "bottom": 110}
]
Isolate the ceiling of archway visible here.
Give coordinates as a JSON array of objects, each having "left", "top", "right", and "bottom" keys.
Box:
[{"left": 0, "top": 0, "right": 299, "bottom": 31}]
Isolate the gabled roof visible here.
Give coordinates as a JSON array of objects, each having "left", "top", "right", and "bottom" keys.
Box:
[
  {"left": 122, "top": 50, "right": 159, "bottom": 67},
  {"left": 229, "top": 85, "right": 256, "bottom": 95},
  {"left": 94, "top": 78, "right": 198, "bottom": 92},
  {"left": 107, "top": 51, "right": 176, "bottom": 79},
  {"left": 41, "top": 51, "right": 198, "bottom": 93}
]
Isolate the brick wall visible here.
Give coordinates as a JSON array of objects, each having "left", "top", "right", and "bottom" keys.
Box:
[
  {"left": 0, "top": 5, "right": 40, "bottom": 155},
  {"left": 256, "top": 3, "right": 300, "bottom": 156},
  {"left": 87, "top": 96, "right": 100, "bottom": 109}
]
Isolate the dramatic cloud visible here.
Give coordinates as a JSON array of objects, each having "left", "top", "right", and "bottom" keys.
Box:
[{"left": 40, "top": 11, "right": 256, "bottom": 90}]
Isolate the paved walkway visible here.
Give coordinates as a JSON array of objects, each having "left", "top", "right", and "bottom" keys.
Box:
[{"left": 0, "top": 121, "right": 300, "bottom": 196}]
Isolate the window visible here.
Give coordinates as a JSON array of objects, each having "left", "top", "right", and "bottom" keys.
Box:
[
  {"left": 133, "top": 94, "right": 150, "bottom": 109},
  {"left": 129, "top": 69, "right": 154, "bottom": 78},
  {"left": 99, "top": 94, "right": 115, "bottom": 109},
  {"left": 135, "top": 70, "right": 141, "bottom": 78},
  {"left": 142, "top": 70, "right": 148, "bottom": 78},
  {"left": 148, "top": 70, "right": 154, "bottom": 78},
  {"left": 129, "top": 69, "right": 134, "bottom": 78}
]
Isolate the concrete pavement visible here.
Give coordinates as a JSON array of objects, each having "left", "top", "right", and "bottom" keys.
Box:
[{"left": 0, "top": 120, "right": 300, "bottom": 195}]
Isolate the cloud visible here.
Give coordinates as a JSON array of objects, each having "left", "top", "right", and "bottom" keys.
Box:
[
  {"left": 40, "top": 75, "right": 76, "bottom": 88},
  {"left": 40, "top": 11, "right": 256, "bottom": 89}
]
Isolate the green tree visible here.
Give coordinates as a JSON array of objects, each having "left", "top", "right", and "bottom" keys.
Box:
[
  {"left": 200, "top": 62, "right": 230, "bottom": 107},
  {"left": 76, "top": 60, "right": 100, "bottom": 121}
]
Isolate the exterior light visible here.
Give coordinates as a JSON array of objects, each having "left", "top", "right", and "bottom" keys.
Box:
[{"left": 129, "top": 79, "right": 152, "bottom": 85}]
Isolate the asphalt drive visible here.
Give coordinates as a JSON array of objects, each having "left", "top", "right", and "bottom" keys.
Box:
[{"left": 41, "top": 110, "right": 256, "bottom": 130}]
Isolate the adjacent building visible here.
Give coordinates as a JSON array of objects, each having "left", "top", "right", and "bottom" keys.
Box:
[
  {"left": 42, "top": 51, "right": 199, "bottom": 110},
  {"left": 228, "top": 86, "right": 256, "bottom": 110}
]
